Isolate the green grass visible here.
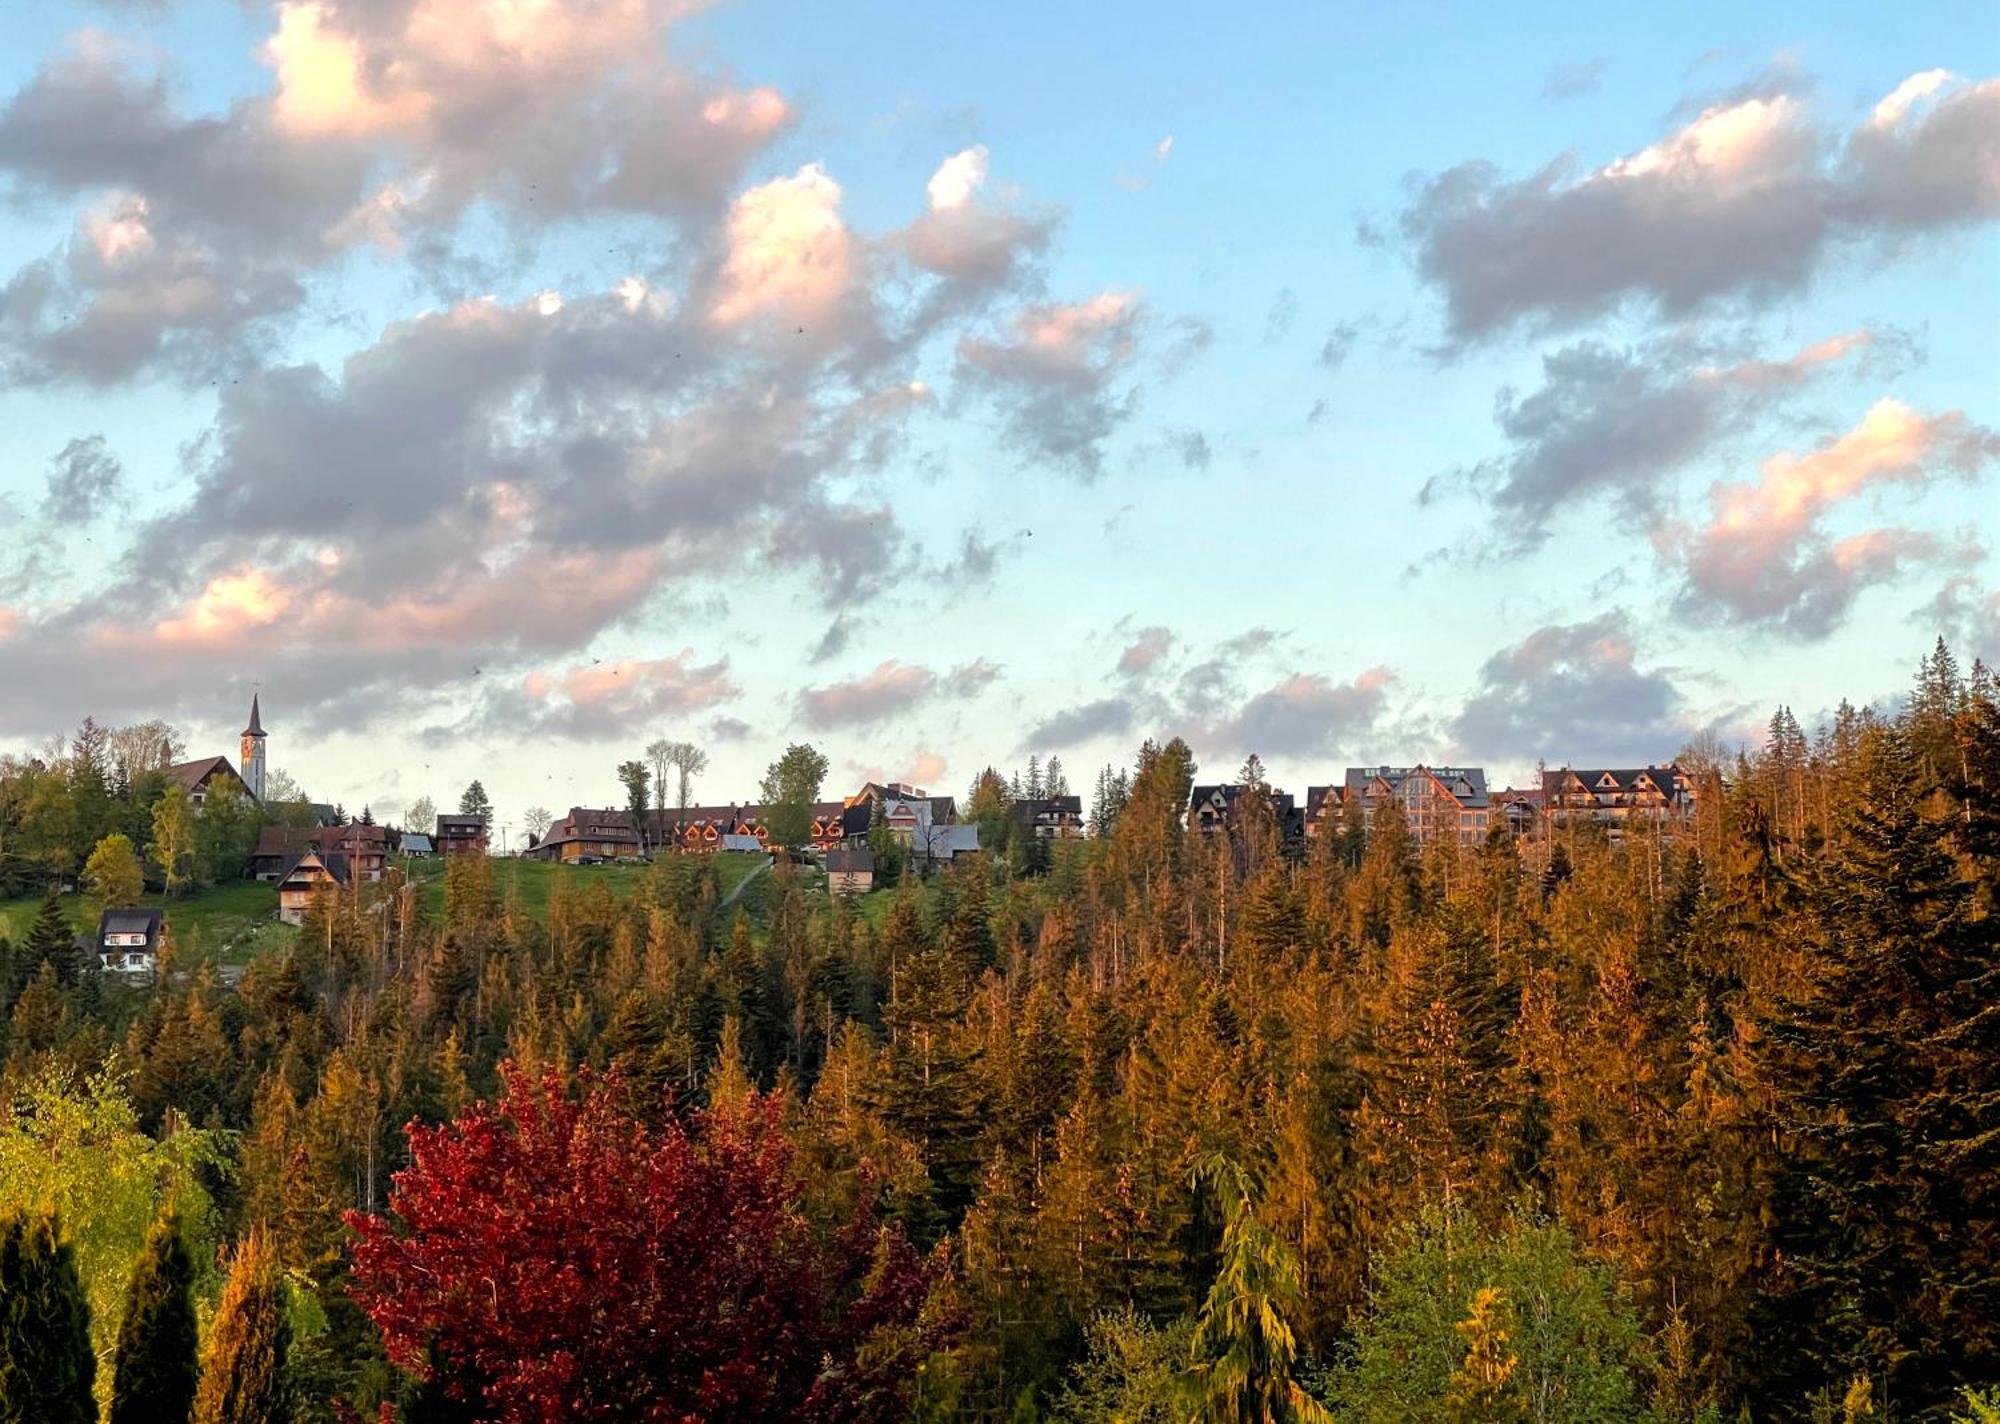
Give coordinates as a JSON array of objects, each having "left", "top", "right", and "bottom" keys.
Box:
[
  {"left": 409, "top": 851, "right": 771, "bottom": 920},
  {"left": 0, "top": 878, "right": 295, "bottom": 969}
]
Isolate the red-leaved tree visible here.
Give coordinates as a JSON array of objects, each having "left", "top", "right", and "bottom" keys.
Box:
[{"left": 347, "top": 1067, "right": 950, "bottom": 1423}]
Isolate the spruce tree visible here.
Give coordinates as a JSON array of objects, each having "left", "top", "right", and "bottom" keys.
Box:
[
  {"left": 193, "top": 1227, "right": 290, "bottom": 1424},
  {"left": 0, "top": 1210, "right": 97, "bottom": 1424},
  {"left": 110, "top": 1211, "right": 201, "bottom": 1424},
  {"left": 1758, "top": 719, "right": 1996, "bottom": 1412},
  {"left": 22, "top": 891, "right": 80, "bottom": 989}
]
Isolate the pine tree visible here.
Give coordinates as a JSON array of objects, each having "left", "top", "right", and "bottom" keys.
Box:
[
  {"left": 110, "top": 1211, "right": 201, "bottom": 1424},
  {"left": 0, "top": 1210, "right": 97, "bottom": 1424},
  {"left": 194, "top": 1227, "right": 291, "bottom": 1424}
]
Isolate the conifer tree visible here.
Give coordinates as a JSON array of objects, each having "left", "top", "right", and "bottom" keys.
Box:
[
  {"left": 193, "top": 1227, "right": 291, "bottom": 1424},
  {"left": 21, "top": 889, "right": 80, "bottom": 989},
  {"left": 110, "top": 1211, "right": 201, "bottom": 1424},
  {"left": 1178, "top": 1158, "right": 1331, "bottom": 1424},
  {"left": 0, "top": 1210, "right": 97, "bottom": 1424},
  {"left": 1759, "top": 717, "right": 1998, "bottom": 1412}
]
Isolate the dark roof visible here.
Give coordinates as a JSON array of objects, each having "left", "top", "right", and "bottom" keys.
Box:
[
  {"left": 243, "top": 693, "right": 264, "bottom": 738},
  {"left": 251, "top": 825, "right": 317, "bottom": 861},
  {"left": 436, "top": 814, "right": 488, "bottom": 831},
  {"left": 1011, "top": 795, "right": 1083, "bottom": 821},
  {"left": 825, "top": 847, "right": 874, "bottom": 873},
  {"left": 97, "top": 908, "right": 163, "bottom": 941},
  {"left": 840, "top": 803, "right": 873, "bottom": 837},
  {"left": 279, "top": 850, "right": 352, "bottom": 887}
]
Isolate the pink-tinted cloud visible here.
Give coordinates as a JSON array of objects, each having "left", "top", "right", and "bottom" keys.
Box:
[
  {"left": 709, "top": 163, "right": 856, "bottom": 329},
  {"left": 1665, "top": 397, "right": 1999, "bottom": 635},
  {"left": 799, "top": 660, "right": 937, "bottom": 727},
  {"left": 1118, "top": 625, "right": 1174, "bottom": 674}
]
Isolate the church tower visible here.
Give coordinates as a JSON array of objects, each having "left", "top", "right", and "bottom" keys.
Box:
[{"left": 241, "top": 693, "right": 267, "bottom": 801}]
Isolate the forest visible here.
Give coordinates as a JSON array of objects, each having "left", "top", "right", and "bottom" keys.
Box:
[{"left": 0, "top": 638, "right": 1995, "bottom": 1423}]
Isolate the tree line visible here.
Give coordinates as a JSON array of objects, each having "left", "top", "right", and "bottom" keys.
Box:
[{"left": 0, "top": 639, "right": 1994, "bottom": 1421}]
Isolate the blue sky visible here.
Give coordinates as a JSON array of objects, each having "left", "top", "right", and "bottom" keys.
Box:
[{"left": 0, "top": 1, "right": 1994, "bottom": 836}]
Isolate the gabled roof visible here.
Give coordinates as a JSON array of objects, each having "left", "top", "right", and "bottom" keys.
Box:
[
  {"left": 402, "top": 834, "right": 434, "bottom": 853},
  {"left": 1011, "top": 795, "right": 1083, "bottom": 821},
  {"left": 164, "top": 756, "right": 240, "bottom": 793},
  {"left": 97, "top": 908, "right": 163, "bottom": 941},
  {"left": 279, "top": 849, "right": 352, "bottom": 887},
  {"left": 826, "top": 847, "right": 874, "bottom": 873}
]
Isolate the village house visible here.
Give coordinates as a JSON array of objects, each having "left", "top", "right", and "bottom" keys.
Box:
[
  {"left": 248, "top": 821, "right": 392, "bottom": 882},
  {"left": 402, "top": 833, "right": 434, "bottom": 858},
  {"left": 1187, "top": 783, "right": 1306, "bottom": 847},
  {"left": 319, "top": 822, "right": 391, "bottom": 882},
  {"left": 825, "top": 847, "right": 875, "bottom": 895},
  {"left": 434, "top": 814, "right": 489, "bottom": 856},
  {"left": 276, "top": 849, "right": 352, "bottom": 925},
  {"left": 524, "top": 808, "right": 643, "bottom": 862},
  {"left": 164, "top": 755, "right": 253, "bottom": 808},
  {"left": 1540, "top": 766, "right": 1696, "bottom": 830},
  {"left": 1010, "top": 795, "right": 1086, "bottom": 839},
  {"left": 96, "top": 908, "right": 164, "bottom": 979},
  {"left": 1303, "top": 784, "right": 1349, "bottom": 839},
  {"left": 248, "top": 825, "right": 318, "bottom": 881}
]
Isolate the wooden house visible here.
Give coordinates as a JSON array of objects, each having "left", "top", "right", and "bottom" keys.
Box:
[
  {"left": 434, "top": 814, "right": 489, "bottom": 856},
  {"left": 825, "top": 847, "right": 875, "bottom": 895},
  {"left": 276, "top": 850, "right": 352, "bottom": 925},
  {"left": 1540, "top": 766, "right": 1695, "bottom": 831}
]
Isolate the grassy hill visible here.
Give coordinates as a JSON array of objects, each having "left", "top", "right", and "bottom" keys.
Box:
[
  {"left": 0, "top": 878, "right": 295, "bottom": 970},
  {"left": 407, "top": 851, "right": 773, "bottom": 919},
  {"left": 0, "top": 850, "right": 787, "bottom": 976}
]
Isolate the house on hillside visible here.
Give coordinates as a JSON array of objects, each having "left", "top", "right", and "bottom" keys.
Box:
[
  {"left": 249, "top": 825, "right": 318, "bottom": 881},
  {"left": 1342, "top": 766, "right": 1492, "bottom": 847},
  {"left": 1303, "top": 785, "right": 1348, "bottom": 840},
  {"left": 319, "top": 822, "right": 391, "bottom": 882},
  {"left": 522, "top": 809, "right": 641, "bottom": 862},
  {"left": 165, "top": 756, "right": 252, "bottom": 808},
  {"left": 434, "top": 814, "right": 489, "bottom": 856},
  {"left": 1541, "top": 766, "right": 1695, "bottom": 831},
  {"left": 402, "top": 833, "right": 434, "bottom": 858},
  {"left": 1010, "top": 795, "right": 1085, "bottom": 839},
  {"left": 825, "top": 847, "right": 874, "bottom": 895},
  {"left": 1187, "top": 783, "right": 1305, "bottom": 848},
  {"left": 97, "top": 908, "right": 164, "bottom": 979},
  {"left": 277, "top": 850, "right": 352, "bottom": 925}
]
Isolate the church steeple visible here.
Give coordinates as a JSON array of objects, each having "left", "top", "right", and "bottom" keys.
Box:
[{"left": 240, "top": 692, "right": 267, "bottom": 801}]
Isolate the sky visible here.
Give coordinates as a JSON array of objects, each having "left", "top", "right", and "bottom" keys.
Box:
[{"left": 0, "top": 0, "right": 1995, "bottom": 838}]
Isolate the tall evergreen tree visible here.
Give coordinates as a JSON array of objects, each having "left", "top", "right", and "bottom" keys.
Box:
[
  {"left": 1758, "top": 718, "right": 1998, "bottom": 1413},
  {"left": 193, "top": 1227, "right": 290, "bottom": 1424},
  {"left": 0, "top": 1210, "right": 97, "bottom": 1424},
  {"left": 20, "top": 890, "right": 80, "bottom": 990},
  {"left": 1178, "top": 1159, "right": 1331, "bottom": 1424},
  {"left": 110, "top": 1211, "right": 201, "bottom": 1424}
]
